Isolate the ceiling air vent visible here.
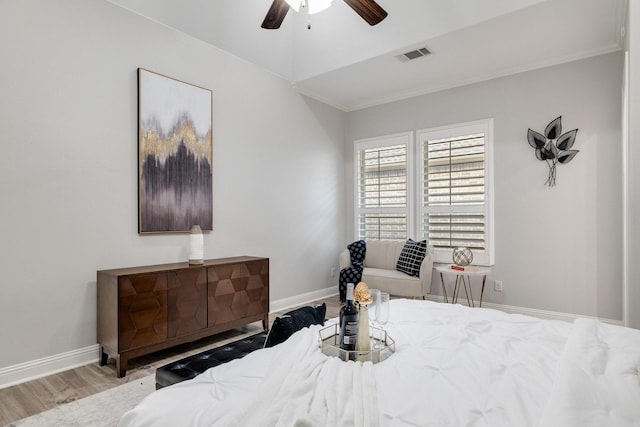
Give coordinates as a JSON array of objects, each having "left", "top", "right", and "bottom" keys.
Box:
[{"left": 396, "top": 47, "right": 431, "bottom": 63}]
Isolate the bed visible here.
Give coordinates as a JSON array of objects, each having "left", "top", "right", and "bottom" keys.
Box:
[{"left": 119, "top": 299, "right": 640, "bottom": 426}]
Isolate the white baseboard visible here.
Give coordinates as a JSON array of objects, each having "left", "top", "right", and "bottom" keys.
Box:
[
  {"left": 270, "top": 286, "right": 338, "bottom": 313},
  {"left": 0, "top": 287, "right": 339, "bottom": 389},
  {"left": 0, "top": 345, "right": 99, "bottom": 389},
  {"left": 1, "top": 289, "right": 621, "bottom": 390},
  {"left": 425, "top": 294, "right": 624, "bottom": 326}
]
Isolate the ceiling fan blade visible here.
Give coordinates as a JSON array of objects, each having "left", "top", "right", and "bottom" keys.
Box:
[
  {"left": 343, "top": 0, "right": 388, "bottom": 26},
  {"left": 261, "top": 0, "right": 290, "bottom": 29}
]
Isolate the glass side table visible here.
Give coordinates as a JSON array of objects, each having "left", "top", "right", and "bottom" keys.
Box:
[{"left": 435, "top": 265, "right": 491, "bottom": 307}]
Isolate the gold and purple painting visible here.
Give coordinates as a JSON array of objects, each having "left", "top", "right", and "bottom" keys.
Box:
[{"left": 138, "top": 68, "right": 213, "bottom": 233}]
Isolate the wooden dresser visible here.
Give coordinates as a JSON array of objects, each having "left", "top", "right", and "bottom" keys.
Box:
[{"left": 97, "top": 256, "right": 269, "bottom": 377}]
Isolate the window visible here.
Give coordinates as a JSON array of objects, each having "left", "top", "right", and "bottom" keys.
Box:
[
  {"left": 354, "top": 133, "right": 412, "bottom": 241},
  {"left": 418, "top": 120, "right": 494, "bottom": 265},
  {"left": 353, "top": 121, "right": 494, "bottom": 265}
]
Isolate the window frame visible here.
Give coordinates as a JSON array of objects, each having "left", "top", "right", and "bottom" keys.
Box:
[
  {"left": 416, "top": 119, "right": 495, "bottom": 266},
  {"left": 353, "top": 132, "right": 414, "bottom": 241}
]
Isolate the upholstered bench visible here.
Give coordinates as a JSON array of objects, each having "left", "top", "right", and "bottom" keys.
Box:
[
  {"left": 155, "top": 303, "right": 326, "bottom": 389},
  {"left": 155, "top": 332, "right": 267, "bottom": 389}
]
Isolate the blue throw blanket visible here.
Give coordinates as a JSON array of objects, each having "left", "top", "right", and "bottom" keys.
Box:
[{"left": 338, "top": 240, "right": 366, "bottom": 302}]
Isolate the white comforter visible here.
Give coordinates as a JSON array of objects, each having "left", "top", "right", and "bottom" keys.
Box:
[{"left": 120, "top": 300, "right": 640, "bottom": 427}]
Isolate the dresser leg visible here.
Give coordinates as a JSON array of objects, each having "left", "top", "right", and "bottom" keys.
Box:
[
  {"left": 99, "top": 346, "right": 108, "bottom": 366},
  {"left": 262, "top": 314, "right": 269, "bottom": 331},
  {"left": 116, "top": 355, "right": 127, "bottom": 378}
]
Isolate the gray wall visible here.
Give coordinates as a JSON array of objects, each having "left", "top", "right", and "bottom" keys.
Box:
[
  {"left": 0, "top": 0, "right": 345, "bottom": 369},
  {"left": 627, "top": 1, "right": 640, "bottom": 328},
  {"left": 345, "top": 52, "right": 624, "bottom": 321},
  {"left": 0, "top": 0, "right": 633, "bottom": 378}
]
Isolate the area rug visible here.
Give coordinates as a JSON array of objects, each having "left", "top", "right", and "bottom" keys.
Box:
[{"left": 5, "top": 374, "right": 154, "bottom": 427}]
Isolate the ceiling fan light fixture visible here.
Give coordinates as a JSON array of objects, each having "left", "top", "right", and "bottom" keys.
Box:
[
  {"left": 285, "top": 0, "right": 333, "bottom": 15},
  {"left": 284, "top": 0, "right": 301, "bottom": 12},
  {"left": 262, "top": 0, "right": 386, "bottom": 30}
]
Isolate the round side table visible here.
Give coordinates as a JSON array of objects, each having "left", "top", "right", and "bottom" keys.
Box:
[{"left": 435, "top": 265, "right": 491, "bottom": 307}]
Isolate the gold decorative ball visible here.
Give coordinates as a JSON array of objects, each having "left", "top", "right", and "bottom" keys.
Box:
[{"left": 452, "top": 247, "right": 473, "bottom": 266}]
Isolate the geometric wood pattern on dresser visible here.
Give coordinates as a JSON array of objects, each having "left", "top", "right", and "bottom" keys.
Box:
[
  {"left": 167, "top": 268, "right": 207, "bottom": 338},
  {"left": 97, "top": 256, "right": 269, "bottom": 377},
  {"left": 207, "top": 263, "right": 237, "bottom": 327},
  {"left": 207, "top": 258, "right": 269, "bottom": 328},
  {"left": 246, "top": 259, "right": 269, "bottom": 317},
  {"left": 118, "top": 274, "right": 168, "bottom": 352}
]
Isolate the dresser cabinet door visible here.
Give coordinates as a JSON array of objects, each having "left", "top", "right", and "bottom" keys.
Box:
[
  {"left": 167, "top": 268, "right": 207, "bottom": 338},
  {"left": 245, "top": 259, "right": 269, "bottom": 318},
  {"left": 207, "top": 259, "right": 269, "bottom": 327},
  {"left": 118, "top": 274, "right": 168, "bottom": 351}
]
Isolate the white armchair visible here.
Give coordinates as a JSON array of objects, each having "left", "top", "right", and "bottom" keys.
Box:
[{"left": 339, "top": 240, "right": 433, "bottom": 299}]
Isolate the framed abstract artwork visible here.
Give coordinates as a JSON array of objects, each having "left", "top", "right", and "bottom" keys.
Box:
[{"left": 137, "top": 68, "right": 213, "bottom": 233}]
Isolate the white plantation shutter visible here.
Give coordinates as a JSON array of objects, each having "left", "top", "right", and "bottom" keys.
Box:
[
  {"left": 352, "top": 123, "right": 493, "bottom": 263},
  {"left": 359, "top": 212, "right": 407, "bottom": 241},
  {"left": 355, "top": 133, "right": 411, "bottom": 241},
  {"left": 418, "top": 120, "right": 494, "bottom": 265}
]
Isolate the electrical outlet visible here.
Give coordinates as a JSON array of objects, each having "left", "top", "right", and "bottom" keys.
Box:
[
  {"left": 330, "top": 267, "right": 337, "bottom": 278},
  {"left": 494, "top": 280, "right": 503, "bottom": 292}
]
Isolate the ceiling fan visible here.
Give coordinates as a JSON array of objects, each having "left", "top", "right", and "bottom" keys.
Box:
[{"left": 261, "top": 0, "right": 388, "bottom": 29}]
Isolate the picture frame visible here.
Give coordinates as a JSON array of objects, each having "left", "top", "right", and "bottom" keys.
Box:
[{"left": 137, "top": 68, "right": 213, "bottom": 233}]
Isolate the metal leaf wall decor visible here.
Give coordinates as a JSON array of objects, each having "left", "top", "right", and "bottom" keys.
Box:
[{"left": 527, "top": 116, "right": 579, "bottom": 186}]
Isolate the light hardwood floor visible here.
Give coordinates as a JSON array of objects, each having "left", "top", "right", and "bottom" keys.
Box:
[{"left": 0, "top": 296, "right": 341, "bottom": 425}]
